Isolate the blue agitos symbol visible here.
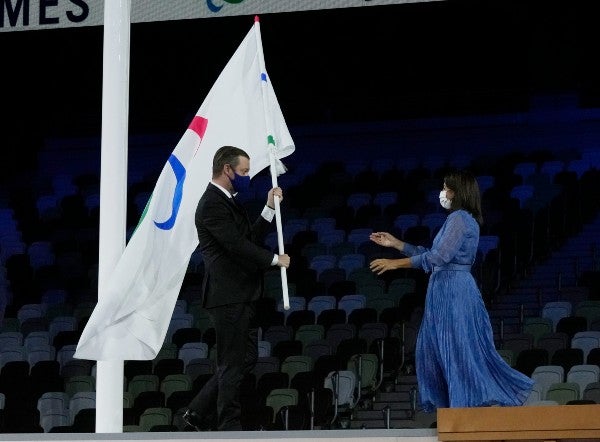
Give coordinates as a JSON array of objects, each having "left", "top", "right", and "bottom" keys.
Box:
[
  {"left": 206, "top": 0, "right": 246, "bottom": 13},
  {"left": 154, "top": 154, "right": 186, "bottom": 230}
]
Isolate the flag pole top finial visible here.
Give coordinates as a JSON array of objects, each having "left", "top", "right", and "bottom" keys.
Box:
[{"left": 254, "top": 15, "right": 259, "bottom": 22}]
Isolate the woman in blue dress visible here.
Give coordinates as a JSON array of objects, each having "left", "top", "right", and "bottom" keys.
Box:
[{"left": 369, "top": 171, "right": 533, "bottom": 412}]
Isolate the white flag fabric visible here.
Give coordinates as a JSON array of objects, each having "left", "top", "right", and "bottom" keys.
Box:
[{"left": 75, "top": 18, "right": 295, "bottom": 360}]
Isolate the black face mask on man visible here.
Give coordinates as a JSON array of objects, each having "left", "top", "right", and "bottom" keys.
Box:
[{"left": 229, "top": 170, "right": 251, "bottom": 193}]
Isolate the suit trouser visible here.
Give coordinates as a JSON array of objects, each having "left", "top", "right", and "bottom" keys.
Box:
[{"left": 187, "top": 301, "right": 258, "bottom": 430}]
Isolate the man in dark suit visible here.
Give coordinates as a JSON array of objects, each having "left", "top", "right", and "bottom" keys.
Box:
[{"left": 182, "top": 145, "right": 290, "bottom": 431}]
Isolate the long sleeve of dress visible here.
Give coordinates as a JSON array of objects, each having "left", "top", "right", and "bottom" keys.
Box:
[{"left": 403, "top": 211, "right": 471, "bottom": 273}]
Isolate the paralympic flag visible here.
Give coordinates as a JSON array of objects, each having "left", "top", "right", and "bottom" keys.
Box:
[{"left": 75, "top": 17, "right": 295, "bottom": 360}]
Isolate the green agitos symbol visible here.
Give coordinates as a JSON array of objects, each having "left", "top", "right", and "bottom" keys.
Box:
[{"left": 206, "top": 0, "right": 246, "bottom": 13}]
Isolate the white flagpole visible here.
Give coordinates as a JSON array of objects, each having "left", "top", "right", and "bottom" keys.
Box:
[
  {"left": 253, "top": 16, "right": 290, "bottom": 310},
  {"left": 95, "top": 0, "right": 130, "bottom": 432}
]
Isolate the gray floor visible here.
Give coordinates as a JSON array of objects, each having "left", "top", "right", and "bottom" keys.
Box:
[{"left": 1, "top": 428, "right": 438, "bottom": 442}]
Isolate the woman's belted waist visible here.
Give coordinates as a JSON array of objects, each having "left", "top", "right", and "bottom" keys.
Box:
[{"left": 432, "top": 263, "right": 472, "bottom": 272}]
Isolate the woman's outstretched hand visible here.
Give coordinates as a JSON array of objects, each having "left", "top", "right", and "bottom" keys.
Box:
[
  {"left": 370, "top": 258, "right": 399, "bottom": 275},
  {"left": 370, "top": 232, "right": 402, "bottom": 249}
]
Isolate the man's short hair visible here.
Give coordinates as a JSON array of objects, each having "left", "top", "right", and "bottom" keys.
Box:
[{"left": 212, "top": 145, "right": 249, "bottom": 177}]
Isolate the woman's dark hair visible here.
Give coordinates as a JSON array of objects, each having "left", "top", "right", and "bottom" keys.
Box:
[
  {"left": 444, "top": 170, "right": 483, "bottom": 225},
  {"left": 212, "top": 145, "right": 249, "bottom": 177}
]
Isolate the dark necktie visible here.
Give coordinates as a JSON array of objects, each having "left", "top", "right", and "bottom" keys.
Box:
[{"left": 231, "top": 195, "right": 243, "bottom": 210}]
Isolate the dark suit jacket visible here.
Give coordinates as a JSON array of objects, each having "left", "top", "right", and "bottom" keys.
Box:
[{"left": 195, "top": 183, "right": 274, "bottom": 308}]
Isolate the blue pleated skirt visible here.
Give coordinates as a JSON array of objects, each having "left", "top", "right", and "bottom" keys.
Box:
[{"left": 415, "top": 268, "right": 534, "bottom": 412}]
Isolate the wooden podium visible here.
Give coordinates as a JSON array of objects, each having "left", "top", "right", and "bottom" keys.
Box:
[{"left": 437, "top": 404, "right": 600, "bottom": 442}]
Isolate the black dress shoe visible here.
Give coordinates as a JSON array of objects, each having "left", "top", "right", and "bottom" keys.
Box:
[{"left": 182, "top": 409, "right": 203, "bottom": 431}]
